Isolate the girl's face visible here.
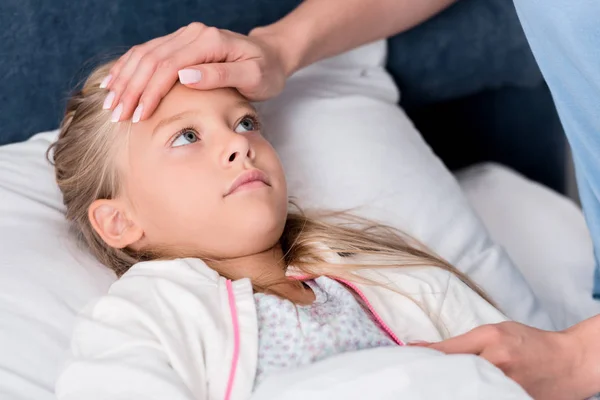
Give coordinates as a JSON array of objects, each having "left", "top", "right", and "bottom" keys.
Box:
[{"left": 93, "top": 85, "right": 288, "bottom": 260}]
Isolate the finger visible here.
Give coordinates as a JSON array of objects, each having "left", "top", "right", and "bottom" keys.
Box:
[
  {"left": 132, "top": 43, "right": 238, "bottom": 123},
  {"left": 134, "top": 61, "right": 259, "bottom": 122},
  {"left": 107, "top": 27, "right": 185, "bottom": 90},
  {"left": 101, "top": 48, "right": 134, "bottom": 90},
  {"left": 110, "top": 34, "right": 179, "bottom": 92},
  {"left": 427, "top": 326, "right": 494, "bottom": 355},
  {"left": 114, "top": 32, "right": 199, "bottom": 121},
  {"left": 106, "top": 40, "right": 162, "bottom": 93},
  {"left": 180, "top": 61, "right": 262, "bottom": 92},
  {"left": 104, "top": 29, "right": 185, "bottom": 113}
]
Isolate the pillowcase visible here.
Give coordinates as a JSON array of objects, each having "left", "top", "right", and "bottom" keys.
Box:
[
  {"left": 458, "top": 163, "right": 598, "bottom": 330},
  {"left": 0, "top": 40, "right": 550, "bottom": 400},
  {"left": 0, "top": 132, "right": 116, "bottom": 400},
  {"left": 258, "top": 41, "right": 551, "bottom": 329}
]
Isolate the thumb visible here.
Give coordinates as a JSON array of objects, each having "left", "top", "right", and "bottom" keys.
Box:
[
  {"left": 178, "top": 61, "right": 259, "bottom": 92},
  {"left": 427, "top": 328, "right": 490, "bottom": 355}
]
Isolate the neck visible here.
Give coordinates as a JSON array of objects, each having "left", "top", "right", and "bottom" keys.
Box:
[
  {"left": 210, "top": 244, "right": 288, "bottom": 284},
  {"left": 208, "top": 244, "right": 315, "bottom": 304}
]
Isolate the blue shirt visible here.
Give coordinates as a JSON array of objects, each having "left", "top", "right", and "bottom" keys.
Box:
[{"left": 513, "top": 0, "right": 600, "bottom": 297}]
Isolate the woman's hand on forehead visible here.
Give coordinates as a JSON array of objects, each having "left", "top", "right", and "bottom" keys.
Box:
[{"left": 101, "top": 23, "right": 290, "bottom": 124}]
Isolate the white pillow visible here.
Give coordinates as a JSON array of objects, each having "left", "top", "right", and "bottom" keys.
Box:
[
  {"left": 0, "top": 132, "right": 116, "bottom": 400},
  {"left": 458, "top": 163, "right": 598, "bottom": 330},
  {"left": 0, "top": 41, "right": 550, "bottom": 400},
  {"left": 259, "top": 42, "right": 551, "bottom": 329}
]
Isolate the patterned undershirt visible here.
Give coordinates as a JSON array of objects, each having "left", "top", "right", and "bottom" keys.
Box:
[{"left": 253, "top": 276, "right": 396, "bottom": 388}]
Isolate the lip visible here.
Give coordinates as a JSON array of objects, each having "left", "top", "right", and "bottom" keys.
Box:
[{"left": 225, "top": 169, "right": 271, "bottom": 196}]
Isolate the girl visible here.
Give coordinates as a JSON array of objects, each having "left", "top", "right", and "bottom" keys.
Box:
[{"left": 51, "top": 62, "right": 506, "bottom": 400}]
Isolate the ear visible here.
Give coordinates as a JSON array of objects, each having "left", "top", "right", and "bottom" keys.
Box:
[{"left": 88, "top": 199, "right": 144, "bottom": 249}]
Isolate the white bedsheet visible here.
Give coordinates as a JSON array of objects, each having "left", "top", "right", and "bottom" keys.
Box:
[{"left": 252, "top": 346, "right": 531, "bottom": 400}]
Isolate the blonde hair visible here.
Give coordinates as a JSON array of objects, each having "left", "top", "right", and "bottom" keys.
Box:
[{"left": 49, "top": 62, "right": 493, "bottom": 307}]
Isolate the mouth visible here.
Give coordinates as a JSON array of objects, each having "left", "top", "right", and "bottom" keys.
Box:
[{"left": 225, "top": 169, "right": 271, "bottom": 196}]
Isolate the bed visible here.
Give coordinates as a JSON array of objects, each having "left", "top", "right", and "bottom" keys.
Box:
[{"left": 0, "top": 38, "right": 592, "bottom": 398}]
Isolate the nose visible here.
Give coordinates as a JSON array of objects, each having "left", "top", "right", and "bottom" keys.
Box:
[{"left": 221, "top": 131, "right": 255, "bottom": 167}]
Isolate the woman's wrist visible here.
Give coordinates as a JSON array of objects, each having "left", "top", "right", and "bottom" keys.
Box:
[
  {"left": 249, "top": 21, "right": 312, "bottom": 78},
  {"left": 564, "top": 317, "right": 600, "bottom": 397}
]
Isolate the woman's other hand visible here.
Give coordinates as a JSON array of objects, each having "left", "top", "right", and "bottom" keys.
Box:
[{"left": 102, "top": 23, "right": 293, "bottom": 123}]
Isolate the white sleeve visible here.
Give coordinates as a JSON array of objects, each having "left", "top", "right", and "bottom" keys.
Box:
[
  {"left": 55, "top": 297, "right": 202, "bottom": 400},
  {"left": 55, "top": 270, "right": 212, "bottom": 400},
  {"left": 437, "top": 274, "right": 509, "bottom": 339}
]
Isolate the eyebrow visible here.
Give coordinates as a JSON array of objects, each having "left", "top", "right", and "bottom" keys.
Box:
[
  {"left": 152, "top": 110, "right": 196, "bottom": 137},
  {"left": 152, "top": 101, "right": 257, "bottom": 137}
]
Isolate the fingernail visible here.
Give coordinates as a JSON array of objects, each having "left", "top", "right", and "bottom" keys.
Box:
[
  {"left": 111, "top": 103, "right": 123, "bottom": 123},
  {"left": 99, "top": 74, "right": 112, "bottom": 89},
  {"left": 103, "top": 91, "right": 115, "bottom": 110},
  {"left": 132, "top": 104, "right": 143, "bottom": 123},
  {"left": 178, "top": 69, "right": 202, "bottom": 84}
]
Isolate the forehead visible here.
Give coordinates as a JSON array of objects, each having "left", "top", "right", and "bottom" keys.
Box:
[{"left": 151, "top": 85, "right": 248, "bottom": 121}]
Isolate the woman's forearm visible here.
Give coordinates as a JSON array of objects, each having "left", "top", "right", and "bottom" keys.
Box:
[{"left": 250, "top": 0, "right": 457, "bottom": 76}]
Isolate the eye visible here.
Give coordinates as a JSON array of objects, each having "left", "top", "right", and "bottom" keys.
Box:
[
  {"left": 171, "top": 128, "right": 199, "bottom": 147},
  {"left": 234, "top": 115, "right": 259, "bottom": 133}
]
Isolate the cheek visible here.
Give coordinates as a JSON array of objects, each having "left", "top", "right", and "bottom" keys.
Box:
[
  {"left": 271, "top": 160, "right": 288, "bottom": 212},
  {"left": 257, "top": 141, "right": 287, "bottom": 196},
  {"left": 126, "top": 163, "right": 224, "bottom": 242}
]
